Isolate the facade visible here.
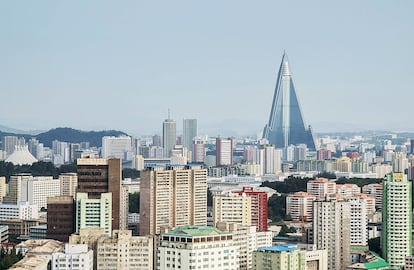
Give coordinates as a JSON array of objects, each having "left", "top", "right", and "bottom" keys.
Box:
[
  {"left": 101, "top": 136, "right": 132, "bottom": 160},
  {"left": 286, "top": 192, "right": 316, "bottom": 222},
  {"left": 96, "top": 230, "right": 154, "bottom": 270},
  {"left": 3, "top": 173, "right": 32, "bottom": 204},
  {"left": 348, "top": 197, "right": 368, "bottom": 246},
  {"left": 60, "top": 173, "right": 78, "bottom": 197},
  {"left": 362, "top": 183, "right": 382, "bottom": 209},
  {"left": 0, "top": 201, "right": 39, "bottom": 221},
  {"left": 0, "top": 176, "right": 6, "bottom": 202},
  {"left": 216, "top": 137, "right": 233, "bottom": 166},
  {"left": 51, "top": 244, "right": 93, "bottom": 270},
  {"left": 162, "top": 118, "right": 177, "bottom": 158},
  {"left": 263, "top": 145, "right": 282, "bottom": 174},
  {"left": 0, "top": 225, "right": 8, "bottom": 243},
  {"left": 140, "top": 165, "right": 207, "bottom": 235},
  {"left": 47, "top": 196, "right": 75, "bottom": 242},
  {"left": 382, "top": 172, "right": 412, "bottom": 268},
  {"left": 313, "top": 198, "right": 351, "bottom": 270},
  {"left": 252, "top": 245, "right": 307, "bottom": 270},
  {"left": 29, "top": 224, "right": 47, "bottom": 239},
  {"left": 307, "top": 178, "right": 336, "bottom": 200},
  {"left": 22, "top": 176, "right": 61, "bottom": 210},
  {"left": 217, "top": 222, "right": 272, "bottom": 270},
  {"left": 213, "top": 192, "right": 252, "bottom": 226},
  {"left": 233, "top": 187, "right": 268, "bottom": 231},
  {"left": 75, "top": 193, "right": 112, "bottom": 236},
  {"left": 193, "top": 137, "right": 206, "bottom": 163},
  {"left": 77, "top": 157, "right": 124, "bottom": 230},
  {"left": 262, "top": 53, "right": 316, "bottom": 151},
  {"left": 336, "top": 184, "right": 360, "bottom": 197},
  {"left": 158, "top": 226, "right": 239, "bottom": 270},
  {"left": 1, "top": 219, "right": 41, "bottom": 239},
  {"left": 183, "top": 119, "right": 197, "bottom": 152}
]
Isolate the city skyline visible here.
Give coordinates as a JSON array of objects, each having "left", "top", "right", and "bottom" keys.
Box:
[{"left": 1, "top": 1, "right": 414, "bottom": 136}]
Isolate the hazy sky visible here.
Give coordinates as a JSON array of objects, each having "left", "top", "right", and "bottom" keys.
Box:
[{"left": 1, "top": 1, "right": 413, "bottom": 136}]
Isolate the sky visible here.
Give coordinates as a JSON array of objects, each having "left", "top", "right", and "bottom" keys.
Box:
[{"left": 1, "top": 1, "right": 413, "bottom": 136}]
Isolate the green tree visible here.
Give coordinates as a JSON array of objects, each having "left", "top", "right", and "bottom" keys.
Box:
[
  {"left": 267, "top": 194, "right": 287, "bottom": 222},
  {"left": 207, "top": 188, "right": 213, "bottom": 207},
  {"left": 368, "top": 237, "right": 381, "bottom": 254},
  {"left": 278, "top": 225, "right": 297, "bottom": 236},
  {"left": 129, "top": 192, "right": 140, "bottom": 213}
]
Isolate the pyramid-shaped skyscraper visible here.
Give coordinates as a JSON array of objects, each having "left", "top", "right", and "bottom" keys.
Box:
[{"left": 263, "top": 53, "right": 316, "bottom": 151}]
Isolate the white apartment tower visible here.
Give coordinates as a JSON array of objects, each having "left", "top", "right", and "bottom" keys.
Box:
[
  {"left": 60, "top": 173, "right": 78, "bottom": 197},
  {"left": 313, "top": 198, "right": 350, "bottom": 270},
  {"left": 286, "top": 192, "right": 316, "bottom": 222},
  {"left": 139, "top": 165, "right": 207, "bottom": 235},
  {"left": 382, "top": 172, "right": 412, "bottom": 268},
  {"left": 307, "top": 178, "right": 336, "bottom": 199}
]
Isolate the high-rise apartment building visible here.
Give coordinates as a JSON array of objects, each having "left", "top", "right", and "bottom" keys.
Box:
[
  {"left": 101, "top": 136, "right": 132, "bottom": 160},
  {"left": 313, "top": 198, "right": 350, "bottom": 270},
  {"left": 96, "top": 230, "right": 154, "bottom": 270},
  {"left": 183, "top": 119, "right": 197, "bottom": 151},
  {"left": 253, "top": 245, "right": 307, "bottom": 270},
  {"left": 47, "top": 196, "right": 75, "bottom": 242},
  {"left": 3, "top": 136, "right": 25, "bottom": 157},
  {"left": 2, "top": 173, "right": 32, "bottom": 204},
  {"left": 158, "top": 226, "right": 239, "bottom": 270},
  {"left": 213, "top": 192, "right": 252, "bottom": 226},
  {"left": 192, "top": 137, "right": 206, "bottom": 163},
  {"left": 139, "top": 165, "right": 207, "bottom": 235},
  {"left": 0, "top": 176, "right": 6, "bottom": 202},
  {"left": 76, "top": 192, "right": 112, "bottom": 236},
  {"left": 286, "top": 192, "right": 316, "bottom": 222},
  {"left": 216, "top": 137, "right": 233, "bottom": 166},
  {"left": 307, "top": 178, "right": 336, "bottom": 200},
  {"left": 233, "top": 187, "right": 268, "bottom": 232},
  {"left": 163, "top": 118, "right": 176, "bottom": 158},
  {"left": 60, "top": 173, "right": 78, "bottom": 197},
  {"left": 382, "top": 172, "right": 412, "bottom": 268},
  {"left": 263, "top": 145, "right": 282, "bottom": 174},
  {"left": 262, "top": 53, "right": 316, "bottom": 151},
  {"left": 348, "top": 196, "right": 368, "bottom": 247},
  {"left": 77, "top": 157, "right": 125, "bottom": 230}
]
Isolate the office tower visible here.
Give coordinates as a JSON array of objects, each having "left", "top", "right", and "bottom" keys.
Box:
[
  {"left": 286, "top": 192, "right": 316, "bottom": 222},
  {"left": 162, "top": 118, "right": 177, "bottom": 158},
  {"left": 183, "top": 118, "right": 197, "bottom": 151},
  {"left": 306, "top": 178, "right": 336, "bottom": 200},
  {"left": 382, "top": 172, "right": 412, "bottom": 268},
  {"left": 47, "top": 196, "right": 75, "bottom": 242},
  {"left": 51, "top": 244, "right": 93, "bottom": 270},
  {"left": 3, "top": 136, "right": 25, "bottom": 156},
  {"left": 101, "top": 136, "right": 132, "bottom": 160},
  {"left": 60, "top": 173, "right": 78, "bottom": 197},
  {"left": 0, "top": 201, "right": 38, "bottom": 221},
  {"left": 96, "top": 230, "right": 154, "bottom": 270},
  {"left": 52, "top": 140, "right": 70, "bottom": 165},
  {"left": 70, "top": 143, "right": 81, "bottom": 162},
  {"left": 152, "top": 134, "right": 162, "bottom": 147},
  {"left": 77, "top": 157, "right": 124, "bottom": 230},
  {"left": 233, "top": 187, "right": 268, "bottom": 232},
  {"left": 213, "top": 192, "right": 252, "bottom": 226},
  {"left": 193, "top": 137, "right": 206, "bottom": 163},
  {"left": 76, "top": 192, "right": 112, "bottom": 236},
  {"left": 334, "top": 156, "right": 352, "bottom": 172},
  {"left": 158, "top": 226, "right": 239, "bottom": 270},
  {"left": 139, "top": 165, "right": 207, "bottom": 235},
  {"left": 313, "top": 198, "right": 350, "bottom": 270},
  {"left": 3, "top": 175, "right": 60, "bottom": 210},
  {"left": 372, "top": 163, "right": 393, "bottom": 178},
  {"left": 0, "top": 177, "right": 6, "bottom": 202},
  {"left": 262, "top": 53, "right": 316, "bottom": 151},
  {"left": 216, "top": 137, "right": 233, "bottom": 166}
]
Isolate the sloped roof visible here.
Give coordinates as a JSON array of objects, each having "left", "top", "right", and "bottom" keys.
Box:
[{"left": 5, "top": 145, "right": 38, "bottom": 165}]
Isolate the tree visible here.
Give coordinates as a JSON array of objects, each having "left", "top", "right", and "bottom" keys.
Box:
[
  {"left": 207, "top": 188, "right": 213, "bottom": 207},
  {"left": 267, "top": 194, "right": 287, "bottom": 222},
  {"left": 368, "top": 237, "right": 381, "bottom": 254},
  {"left": 278, "top": 225, "right": 297, "bottom": 236}
]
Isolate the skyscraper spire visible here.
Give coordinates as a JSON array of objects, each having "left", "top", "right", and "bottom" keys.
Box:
[{"left": 263, "top": 53, "right": 316, "bottom": 151}]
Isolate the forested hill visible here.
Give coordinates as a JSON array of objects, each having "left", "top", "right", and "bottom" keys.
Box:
[
  {"left": 35, "top": 128, "right": 128, "bottom": 147},
  {"left": 0, "top": 127, "right": 128, "bottom": 148}
]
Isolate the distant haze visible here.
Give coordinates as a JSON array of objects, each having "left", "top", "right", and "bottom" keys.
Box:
[{"left": 1, "top": 1, "right": 413, "bottom": 136}]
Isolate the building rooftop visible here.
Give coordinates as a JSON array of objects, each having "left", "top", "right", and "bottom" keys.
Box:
[
  {"left": 166, "top": 226, "right": 228, "bottom": 237},
  {"left": 257, "top": 244, "right": 299, "bottom": 252},
  {"left": 348, "top": 251, "right": 389, "bottom": 269}
]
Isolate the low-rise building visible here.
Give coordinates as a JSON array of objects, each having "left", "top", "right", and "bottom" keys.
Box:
[{"left": 51, "top": 244, "right": 93, "bottom": 270}]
